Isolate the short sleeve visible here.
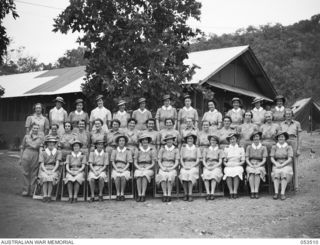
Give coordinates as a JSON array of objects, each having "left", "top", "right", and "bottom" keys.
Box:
[
  {"left": 88, "top": 152, "right": 94, "bottom": 163},
  {"left": 147, "top": 110, "right": 152, "bottom": 119},
  {"left": 201, "top": 112, "right": 207, "bottom": 122},
  {"left": 106, "top": 110, "right": 112, "bottom": 121},
  {"left": 133, "top": 149, "right": 139, "bottom": 161},
  {"left": 39, "top": 151, "right": 45, "bottom": 163},
  {"left": 151, "top": 149, "right": 157, "bottom": 161},
  {"left": 44, "top": 118, "right": 50, "bottom": 130},
  {"left": 85, "top": 113, "right": 90, "bottom": 124},
  {"left": 194, "top": 110, "right": 199, "bottom": 121},
  {"left": 262, "top": 146, "right": 268, "bottom": 158},
  {"left": 218, "top": 112, "right": 223, "bottom": 123},
  {"left": 245, "top": 145, "right": 251, "bottom": 158},
  {"left": 66, "top": 155, "right": 71, "bottom": 165},
  {"left": 155, "top": 108, "right": 161, "bottom": 120},
  {"left": 132, "top": 110, "right": 137, "bottom": 120},
  {"left": 89, "top": 110, "right": 95, "bottom": 122},
  {"left": 287, "top": 146, "right": 294, "bottom": 158},
  {"left": 81, "top": 155, "right": 87, "bottom": 164},
  {"left": 110, "top": 150, "right": 116, "bottom": 162},
  {"left": 270, "top": 146, "right": 276, "bottom": 157},
  {"left": 67, "top": 112, "right": 73, "bottom": 122},
  {"left": 103, "top": 153, "right": 109, "bottom": 166},
  {"left": 25, "top": 116, "right": 32, "bottom": 128},
  {"left": 63, "top": 110, "right": 68, "bottom": 121},
  {"left": 226, "top": 110, "right": 231, "bottom": 117},
  {"left": 56, "top": 150, "right": 62, "bottom": 161}
]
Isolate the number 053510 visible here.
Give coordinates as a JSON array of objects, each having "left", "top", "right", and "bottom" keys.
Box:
[{"left": 300, "top": 240, "right": 319, "bottom": 245}]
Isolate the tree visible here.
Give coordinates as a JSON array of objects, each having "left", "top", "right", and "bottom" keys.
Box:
[
  {"left": 53, "top": 0, "right": 202, "bottom": 110},
  {"left": 0, "top": 0, "right": 19, "bottom": 65},
  {"left": 56, "top": 47, "right": 88, "bottom": 68}
]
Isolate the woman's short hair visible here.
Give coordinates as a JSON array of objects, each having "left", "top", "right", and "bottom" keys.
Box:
[
  {"left": 244, "top": 110, "right": 253, "bottom": 118},
  {"left": 222, "top": 116, "right": 232, "bottom": 123},
  {"left": 164, "top": 118, "right": 175, "bottom": 125},
  {"left": 50, "top": 123, "right": 59, "bottom": 129},
  {"left": 93, "top": 118, "right": 104, "bottom": 126},
  {"left": 64, "top": 121, "right": 73, "bottom": 130},
  {"left": 77, "top": 119, "right": 87, "bottom": 127}
]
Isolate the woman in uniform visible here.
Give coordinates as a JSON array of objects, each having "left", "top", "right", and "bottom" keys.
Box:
[
  {"left": 226, "top": 98, "right": 245, "bottom": 129},
  {"left": 87, "top": 140, "right": 109, "bottom": 202},
  {"left": 251, "top": 97, "right": 266, "bottom": 127},
  {"left": 140, "top": 118, "right": 159, "bottom": 151},
  {"left": 197, "top": 120, "right": 211, "bottom": 157},
  {"left": 124, "top": 118, "right": 139, "bottom": 156},
  {"left": 20, "top": 123, "right": 44, "bottom": 196},
  {"left": 179, "top": 133, "right": 201, "bottom": 202},
  {"left": 105, "top": 119, "right": 123, "bottom": 157},
  {"left": 38, "top": 136, "right": 61, "bottom": 202},
  {"left": 112, "top": 100, "right": 130, "bottom": 129},
  {"left": 60, "top": 122, "right": 76, "bottom": 162},
  {"left": 218, "top": 116, "right": 236, "bottom": 150},
  {"left": 89, "top": 94, "right": 112, "bottom": 133},
  {"left": 270, "top": 131, "right": 294, "bottom": 200},
  {"left": 178, "top": 94, "right": 199, "bottom": 133},
  {"left": 201, "top": 135, "right": 223, "bottom": 200},
  {"left": 64, "top": 140, "right": 87, "bottom": 203},
  {"left": 90, "top": 119, "right": 107, "bottom": 152},
  {"left": 181, "top": 117, "right": 198, "bottom": 144},
  {"left": 25, "top": 103, "right": 50, "bottom": 136},
  {"left": 68, "top": 99, "right": 89, "bottom": 132},
  {"left": 245, "top": 131, "right": 267, "bottom": 199},
  {"left": 156, "top": 134, "right": 180, "bottom": 202},
  {"left": 223, "top": 133, "right": 245, "bottom": 199},
  {"left": 272, "top": 95, "right": 286, "bottom": 125},
  {"left": 238, "top": 111, "right": 259, "bottom": 150},
  {"left": 260, "top": 111, "right": 280, "bottom": 153},
  {"left": 75, "top": 120, "right": 90, "bottom": 159},
  {"left": 110, "top": 134, "right": 133, "bottom": 201},
  {"left": 48, "top": 124, "right": 60, "bottom": 140},
  {"left": 132, "top": 98, "right": 152, "bottom": 131},
  {"left": 49, "top": 96, "right": 68, "bottom": 136},
  {"left": 155, "top": 94, "right": 178, "bottom": 131},
  {"left": 134, "top": 134, "right": 156, "bottom": 202},
  {"left": 159, "top": 118, "right": 181, "bottom": 148},
  {"left": 201, "top": 100, "right": 222, "bottom": 134}
]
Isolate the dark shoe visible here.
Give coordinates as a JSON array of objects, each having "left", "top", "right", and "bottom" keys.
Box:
[
  {"left": 229, "top": 194, "right": 233, "bottom": 199},
  {"left": 68, "top": 197, "right": 73, "bottom": 203},
  {"left": 99, "top": 196, "right": 103, "bottom": 202},
  {"left": 167, "top": 196, "right": 171, "bottom": 202},
  {"left": 162, "top": 196, "right": 166, "bottom": 202},
  {"left": 234, "top": 194, "right": 238, "bottom": 199},
  {"left": 273, "top": 193, "right": 279, "bottom": 200},
  {"left": 205, "top": 195, "right": 210, "bottom": 201},
  {"left": 73, "top": 198, "right": 78, "bottom": 203},
  {"left": 280, "top": 194, "right": 286, "bottom": 201},
  {"left": 120, "top": 195, "right": 125, "bottom": 201},
  {"left": 188, "top": 196, "right": 193, "bottom": 202},
  {"left": 136, "top": 196, "right": 141, "bottom": 202},
  {"left": 210, "top": 194, "right": 215, "bottom": 200},
  {"left": 250, "top": 193, "right": 255, "bottom": 199},
  {"left": 47, "top": 197, "right": 52, "bottom": 203},
  {"left": 141, "top": 196, "right": 146, "bottom": 202},
  {"left": 42, "top": 197, "right": 47, "bottom": 202},
  {"left": 116, "top": 196, "right": 120, "bottom": 201},
  {"left": 89, "top": 197, "right": 95, "bottom": 203},
  {"left": 183, "top": 195, "right": 188, "bottom": 201},
  {"left": 255, "top": 193, "right": 260, "bottom": 199}
]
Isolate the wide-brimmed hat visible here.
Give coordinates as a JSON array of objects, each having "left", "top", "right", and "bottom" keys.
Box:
[
  {"left": 53, "top": 96, "right": 65, "bottom": 104},
  {"left": 183, "top": 94, "right": 191, "bottom": 100},
  {"left": 95, "top": 94, "right": 104, "bottom": 101},
  {"left": 138, "top": 97, "right": 146, "bottom": 104},
  {"left": 184, "top": 132, "right": 197, "bottom": 143},
  {"left": 71, "top": 139, "right": 83, "bottom": 148},
  {"left": 252, "top": 97, "right": 264, "bottom": 105},
  {"left": 94, "top": 139, "right": 105, "bottom": 145},
  {"left": 207, "top": 135, "right": 220, "bottom": 144},
  {"left": 162, "top": 94, "right": 171, "bottom": 101},
  {"left": 274, "top": 95, "right": 286, "bottom": 104},
  {"left": 44, "top": 135, "right": 58, "bottom": 144},
  {"left": 226, "top": 133, "right": 239, "bottom": 142},
  {"left": 275, "top": 131, "right": 289, "bottom": 141},
  {"left": 115, "top": 134, "right": 129, "bottom": 144},
  {"left": 163, "top": 134, "right": 176, "bottom": 142},
  {"left": 250, "top": 131, "right": 262, "bottom": 141},
  {"left": 118, "top": 100, "right": 126, "bottom": 106},
  {"left": 75, "top": 98, "right": 84, "bottom": 105},
  {"left": 138, "top": 134, "right": 152, "bottom": 143}
]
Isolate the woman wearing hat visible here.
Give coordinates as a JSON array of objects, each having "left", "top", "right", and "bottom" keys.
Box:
[
  {"left": 110, "top": 134, "right": 133, "bottom": 201},
  {"left": 197, "top": 120, "right": 211, "bottom": 157},
  {"left": 179, "top": 132, "right": 201, "bottom": 202},
  {"left": 68, "top": 99, "right": 89, "bottom": 132},
  {"left": 89, "top": 95, "right": 112, "bottom": 133},
  {"left": 226, "top": 97, "right": 245, "bottom": 129},
  {"left": 37, "top": 136, "right": 62, "bottom": 202},
  {"left": 105, "top": 119, "right": 123, "bottom": 157},
  {"left": 202, "top": 135, "right": 223, "bottom": 200},
  {"left": 124, "top": 118, "right": 139, "bottom": 156},
  {"left": 60, "top": 122, "right": 77, "bottom": 162},
  {"left": 159, "top": 118, "right": 181, "bottom": 148},
  {"left": 140, "top": 118, "right": 159, "bottom": 151},
  {"left": 87, "top": 139, "right": 109, "bottom": 202},
  {"left": 155, "top": 94, "right": 178, "bottom": 131},
  {"left": 202, "top": 100, "right": 222, "bottom": 133},
  {"left": 112, "top": 100, "right": 131, "bottom": 129},
  {"left": 132, "top": 98, "right": 152, "bottom": 131},
  {"left": 178, "top": 94, "right": 199, "bottom": 133},
  {"left": 260, "top": 111, "right": 280, "bottom": 153},
  {"left": 20, "top": 123, "right": 45, "bottom": 196},
  {"left": 251, "top": 97, "right": 266, "bottom": 127},
  {"left": 49, "top": 96, "right": 68, "bottom": 136},
  {"left": 90, "top": 119, "right": 107, "bottom": 152},
  {"left": 245, "top": 131, "right": 267, "bottom": 199},
  {"left": 223, "top": 133, "right": 245, "bottom": 198},
  {"left": 134, "top": 134, "right": 156, "bottom": 202},
  {"left": 181, "top": 117, "right": 198, "bottom": 144},
  {"left": 237, "top": 111, "right": 259, "bottom": 150},
  {"left": 156, "top": 134, "right": 180, "bottom": 202},
  {"left": 270, "top": 131, "right": 294, "bottom": 200},
  {"left": 272, "top": 95, "right": 286, "bottom": 124},
  {"left": 75, "top": 120, "right": 90, "bottom": 159},
  {"left": 218, "top": 116, "right": 236, "bottom": 150},
  {"left": 64, "top": 139, "right": 87, "bottom": 203},
  {"left": 25, "top": 103, "right": 50, "bottom": 136}
]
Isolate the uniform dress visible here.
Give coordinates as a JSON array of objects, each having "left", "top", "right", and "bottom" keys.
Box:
[
  {"left": 251, "top": 107, "right": 266, "bottom": 127},
  {"left": 25, "top": 114, "right": 50, "bottom": 136},
  {"left": 156, "top": 145, "right": 180, "bottom": 184},
  {"left": 59, "top": 132, "right": 76, "bottom": 161},
  {"left": 139, "top": 130, "right": 159, "bottom": 151},
  {"left": 280, "top": 120, "right": 302, "bottom": 156},
  {"left": 238, "top": 123, "right": 259, "bottom": 149},
  {"left": 159, "top": 128, "right": 180, "bottom": 147},
  {"left": 112, "top": 111, "right": 130, "bottom": 129},
  {"left": 90, "top": 106, "right": 112, "bottom": 133},
  {"left": 178, "top": 106, "right": 199, "bottom": 132},
  {"left": 272, "top": 106, "right": 285, "bottom": 125},
  {"left": 132, "top": 109, "right": 152, "bottom": 131},
  {"left": 245, "top": 143, "right": 267, "bottom": 181},
  {"left": 20, "top": 133, "right": 44, "bottom": 194},
  {"left": 223, "top": 144, "right": 245, "bottom": 180},
  {"left": 90, "top": 129, "right": 107, "bottom": 150},
  {"left": 49, "top": 107, "right": 68, "bottom": 136},
  {"left": 134, "top": 147, "right": 156, "bottom": 182},
  {"left": 38, "top": 148, "right": 62, "bottom": 185},
  {"left": 201, "top": 146, "right": 223, "bottom": 182},
  {"left": 226, "top": 108, "right": 245, "bottom": 129},
  {"left": 181, "top": 127, "right": 198, "bottom": 144},
  {"left": 75, "top": 129, "right": 91, "bottom": 158},
  {"left": 155, "top": 105, "right": 178, "bottom": 130},
  {"left": 124, "top": 128, "right": 139, "bottom": 155},
  {"left": 105, "top": 129, "right": 123, "bottom": 156},
  {"left": 179, "top": 144, "right": 201, "bottom": 184},
  {"left": 110, "top": 147, "right": 133, "bottom": 180},
  {"left": 270, "top": 143, "right": 294, "bottom": 181},
  {"left": 217, "top": 127, "right": 236, "bottom": 150},
  {"left": 202, "top": 109, "right": 222, "bottom": 133},
  {"left": 197, "top": 130, "right": 211, "bottom": 157},
  {"left": 68, "top": 110, "right": 90, "bottom": 132},
  {"left": 260, "top": 122, "right": 280, "bottom": 152},
  {"left": 87, "top": 150, "right": 109, "bottom": 182},
  {"left": 63, "top": 152, "right": 86, "bottom": 184}
]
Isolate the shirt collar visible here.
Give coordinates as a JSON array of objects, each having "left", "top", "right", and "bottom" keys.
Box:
[
  {"left": 117, "top": 110, "right": 127, "bottom": 116},
  {"left": 117, "top": 147, "right": 127, "bottom": 153},
  {"left": 186, "top": 144, "right": 196, "bottom": 150},
  {"left": 96, "top": 106, "right": 106, "bottom": 110},
  {"left": 253, "top": 107, "right": 263, "bottom": 112},
  {"left": 138, "top": 108, "right": 147, "bottom": 113},
  {"left": 252, "top": 143, "right": 262, "bottom": 150},
  {"left": 72, "top": 151, "right": 82, "bottom": 158},
  {"left": 45, "top": 148, "right": 57, "bottom": 156},
  {"left": 209, "top": 146, "right": 219, "bottom": 151},
  {"left": 285, "top": 119, "right": 294, "bottom": 125},
  {"left": 277, "top": 142, "right": 288, "bottom": 148},
  {"left": 275, "top": 106, "right": 285, "bottom": 112},
  {"left": 75, "top": 110, "right": 83, "bottom": 115},
  {"left": 54, "top": 107, "right": 63, "bottom": 112},
  {"left": 140, "top": 146, "right": 151, "bottom": 152},
  {"left": 208, "top": 109, "right": 217, "bottom": 113},
  {"left": 165, "top": 145, "right": 175, "bottom": 151},
  {"left": 232, "top": 108, "right": 241, "bottom": 113},
  {"left": 95, "top": 149, "right": 104, "bottom": 156},
  {"left": 183, "top": 106, "right": 193, "bottom": 112},
  {"left": 162, "top": 105, "right": 172, "bottom": 110},
  {"left": 229, "top": 143, "right": 239, "bottom": 148}
]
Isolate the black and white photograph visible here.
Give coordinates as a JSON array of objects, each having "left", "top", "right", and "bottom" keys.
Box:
[{"left": 0, "top": 0, "right": 320, "bottom": 241}]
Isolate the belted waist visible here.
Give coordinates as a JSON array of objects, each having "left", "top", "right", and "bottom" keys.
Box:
[
  {"left": 183, "top": 158, "right": 197, "bottom": 161},
  {"left": 206, "top": 158, "right": 218, "bottom": 162},
  {"left": 44, "top": 162, "right": 55, "bottom": 166},
  {"left": 275, "top": 158, "right": 288, "bottom": 161},
  {"left": 199, "top": 144, "right": 210, "bottom": 147},
  {"left": 162, "top": 158, "right": 174, "bottom": 162},
  {"left": 250, "top": 158, "right": 263, "bottom": 161},
  {"left": 115, "top": 160, "right": 126, "bottom": 164},
  {"left": 138, "top": 161, "right": 151, "bottom": 165}
]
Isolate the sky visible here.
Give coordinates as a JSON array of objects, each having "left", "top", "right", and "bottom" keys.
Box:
[{"left": 3, "top": 0, "right": 320, "bottom": 64}]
